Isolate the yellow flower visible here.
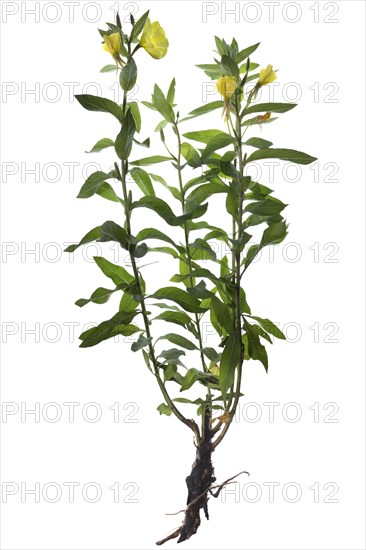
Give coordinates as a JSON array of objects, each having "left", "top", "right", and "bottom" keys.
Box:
[
  {"left": 140, "top": 18, "right": 168, "bottom": 59},
  {"left": 258, "top": 64, "right": 277, "bottom": 86},
  {"left": 102, "top": 33, "right": 121, "bottom": 57},
  {"left": 216, "top": 76, "right": 237, "bottom": 100},
  {"left": 209, "top": 364, "right": 220, "bottom": 376}
]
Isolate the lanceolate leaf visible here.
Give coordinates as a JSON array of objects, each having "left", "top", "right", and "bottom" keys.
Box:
[
  {"left": 246, "top": 315, "right": 286, "bottom": 340},
  {"left": 76, "top": 284, "right": 126, "bottom": 307},
  {"left": 132, "top": 196, "right": 208, "bottom": 226},
  {"left": 115, "top": 109, "right": 136, "bottom": 160},
  {"left": 244, "top": 137, "right": 273, "bottom": 149},
  {"left": 79, "top": 310, "right": 140, "bottom": 347},
  {"left": 130, "top": 167, "right": 156, "bottom": 196},
  {"left": 130, "top": 9, "right": 150, "bottom": 41},
  {"left": 130, "top": 155, "right": 171, "bottom": 166},
  {"left": 244, "top": 320, "right": 268, "bottom": 371},
  {"left": 219, "top": 332, "right": 241, "bottom": 403},
  {"left": 243, "top": 102, "right": 297, "bottom": 116},
  {"left": 120, "top": 58, "right": 137, "bottom": 91},
  {"left": 97, "top": 220, "right": 128, "bottom": 247},
  {"left": 247, "top": 148, "right": 317, "bottom": 165},
  {"left": 64, "top": 226, "right": 100, "bottom": 253},
  {"left": 154, "top": 311, "right": 192, "bottom": 327},
  {"left": 77, "top": 170, "right": 115, "bottom": 199},
  {"left": 93, "top": 256, "right": 134, "bottom": 285},
  {"left": 244, "top": 198, "right": 287, "bottom": 216},
  {"left": 201, "top": 132, "right": 236, "bottom": 162},
  {"left": 158, "top": 333, "right": 198, "bottom": 350},
  {"left": 75, "top": 94, "right": 123, "bottom": 123},
  {"left": 183, "top": 129, "right": 223, "bottom": 145},
  {"left": 153, "top": 84, "right": 175, "bottom": 123},
  {"left": 128, "top": 102, "right": 142, "bottom": 132},
  {"left": 236, "top": 42, "right": 260, "bottom": 64},
  {"left": 151, "top": 287, "right": 206, "bottom": 314},
  {"left": 187, "top": 101, "right": 224, "bottom": 118},
  {"left": 86, "top": 138, "right": 114, "bottom": 153},
  {"left": 136, "top": 227, "right": 178, "bottom": 247}
]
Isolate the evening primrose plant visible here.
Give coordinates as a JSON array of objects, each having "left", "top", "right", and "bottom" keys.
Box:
[{"left": 66, "top": 11, "right": 316, "bottom": 545}]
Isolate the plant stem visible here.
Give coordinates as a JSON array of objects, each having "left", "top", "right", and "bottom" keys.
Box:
[
  {"left": 119, "top": 91, "right": 200, "bottom": 443},
  {"left": 213, "top": 95, "right": 246, "bottom": 450},
  {"left": 174, "top": 122, "right": 212, "bottom": 438}
]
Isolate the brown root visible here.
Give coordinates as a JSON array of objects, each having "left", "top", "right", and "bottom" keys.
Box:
[{"left": 155, "top": 407, "right": 249, "bottom": 546}]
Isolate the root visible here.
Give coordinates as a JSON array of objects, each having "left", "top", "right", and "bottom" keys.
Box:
[{"left": 156, "top": 408, "right": 249, "bottom": 545}]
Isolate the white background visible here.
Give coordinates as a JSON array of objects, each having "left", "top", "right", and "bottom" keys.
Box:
[{"left": 1, "top": 1, "right": 365, "bottom": 549}]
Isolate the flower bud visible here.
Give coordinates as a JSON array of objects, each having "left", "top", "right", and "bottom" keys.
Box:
[
  {"left": 258, "top": 64, "right": 277, "bottom": 86},
  {"left": 103, "top": 32, "right": 121, "bottom": 57},
  {"left": 216, "top": 76, "right": 237, "bottom": 100},
  {"left": 140, "top": 18, "right": 169, "bottom": 59}
]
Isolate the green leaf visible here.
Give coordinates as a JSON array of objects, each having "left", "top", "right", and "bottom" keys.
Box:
[
  {"left": 244, "top": 137, "right": 273, "bottom": 149},
  {"left": 164, "top": 364, "right": 178, "bottom": 382},
  {"left": 131, "top": 334, "right": 152, "bottom": 352},
  {"left": 150, "top": 173, "right": 181, "bottom": 200},
  {"left": 115, "top": 109, "right": 136, "bottom": 160},
  {"left": 247, "top": 316, "right": 286, "bottom": 340},
  {"left": 181, "top": 142, "right": 201, "bottom": 168},
  {"left": 236, "top": 42, "right": 260, "bottom": 64},
  {"left": 75, "top": 285, "right": 125, "bottom": 307},
  {"left": 240, "top": 62, "right": 259, "bottom": 74},
  {"left": 244, "top": 198, "right": 287, "bottom": 216},
  {"left": 152, "top": 84, "right": 175, "bottom": 123},
  {"left": 120, "top": 58, "right": 137, "bottom": 91},
  {"left": 159, "top": 348, "right": 186, "bottom": 365},
  {"left": 100, "top": 64, "right": 118, "bottom": 73},
  {"left": 77, "top": 170, "right": 115, "bottom": 199},
  {"left": 157, "top": 403, "right": 172, "bottom": 416},
  {"left": 187, "top": 182, "right": 228, "bottom": 205},
  {"left": 130, "top": 9, "right": 150, "bottom": 41},
  {"left": 86, "top": 138, "right": 114, "bottom": 153},
  {"left": 130, "top": 167, "right": 155, "bottom": 196},
  {"left": 215, "top": 36, "right": 228, "bottom": 56},
  {"left": 203, "top": 347, "right": 220, "bottom": 362},
  {"left": 167, "top": 78, "right": 176, "bottom": 106},
  {"left": 189, "top": 239, "right": 216, "bottom": 261},
  {"left": 130, "top": 155, "right": 171, "bottom": 166},
  {"left": 136, "top": 227, "right": 177, "bottom": 247},
  {"left": 211, "top": 296, "right": 233, "bottom": 334},
  {"left": 128, "top": 102, "right": 141, "bottom": 133},
  {"left": 201, "top": 132, "right": 236, "bottom": 163},
  {"left": 79, "top": 310, "right": 139, "bottom": 348},
  {"left": 133, "top": 136, "right": 150, "bottom": 148},
  {"left": 64, "top": 226, "right": 100, "bottom": 253},
  {"left": 132, "top": 196, "right": 208, "bottom": 226},
  {"left": 93, "top": 256, "right": 134, "bottom": 285},
  {"left": 75, "top": 94, "right": 123, "bottom": 123},
  {"left": 260, "top": 221, "right": 288, "bottom": 246},
  {"left": 247, "top": 148, "right": 317, "bottom": 165},
  {"left": 158, "top": 333, "right": 198, "bottom": 350},
  {"left": 181, "top": 369, "right": 199, "bottom": 391},
  {"left": 243, "top": 102, "right": 297, "bottom": 116},
  {"left": 221, "top": 55, "right": 239, "bottom": 78},
  {"left": 244, "top": 320, "right": 268, "bottom": 371},
  {"left": 98, "top": 220, "right": 128, "bottom": 247},
  {"left": 184, "top": 129, "right": 224, "bottom": 145},
  {"left": 187, "top": 101, "right": 224, "bottom": 118},
  {"left": 151, "top": 287, "right": 205, "bottom": 314},
  {"left": 195, "top": 64, "right": 222, "bottom": 80},
  {"left": 96, "top": 182, "right": 121, "bottom": 203},
  {"left": 154, "top": 311, "right": 192, "bottom": 327},
  {"left": 219, "top": 333, "right": 241, "bottom": 403},
  {"left": 187, "top": 281, "right": 214, "bottom": 299}
]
